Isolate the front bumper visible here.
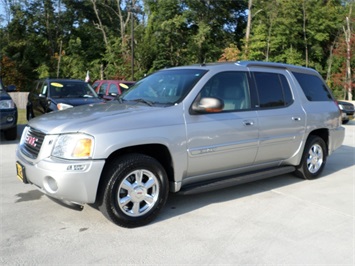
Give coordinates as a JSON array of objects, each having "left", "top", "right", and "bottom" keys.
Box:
[
  {"left": 16, "top": 148, "right": 105, "bottom": 204},
  {"left": 341, "top": 111, "right": 354, "bottom": 121}
]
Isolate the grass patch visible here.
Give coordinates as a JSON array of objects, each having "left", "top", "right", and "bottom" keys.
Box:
[{"left": 18, "top": 109, "right": 27, "bottom": 125}]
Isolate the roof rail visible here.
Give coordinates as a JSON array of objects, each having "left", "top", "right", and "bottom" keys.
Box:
[{"left": 235, "top": 60, "right": 310, "bottom": 72}]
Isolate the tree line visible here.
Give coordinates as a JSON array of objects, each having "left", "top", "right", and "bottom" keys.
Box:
[{"left": 0, "top": 0, "right": 354, "bottom": 100}]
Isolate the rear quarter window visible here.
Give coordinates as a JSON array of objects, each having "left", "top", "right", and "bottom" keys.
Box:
[{"left": 292, "top": 72, "right": 333, "bottom": 101}]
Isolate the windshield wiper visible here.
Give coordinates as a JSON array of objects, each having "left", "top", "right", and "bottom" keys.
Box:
[
  {"left": 130, "top": 98, "right": 154, "bottom": 106},
  {"left": 116, "top": 96, "right": 125, "bottom": 103}
]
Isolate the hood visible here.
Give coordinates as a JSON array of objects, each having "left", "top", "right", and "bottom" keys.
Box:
[
  {"left": 0, "top": 89, "right": 12, "bottom": 101},
  {"left": 28, "top": 101, "right": 173, "bottom": 134}
]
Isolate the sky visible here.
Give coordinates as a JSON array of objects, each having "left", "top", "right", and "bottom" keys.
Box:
[{"left": 0, "top": 2, "right": 8, "bottom": 27}]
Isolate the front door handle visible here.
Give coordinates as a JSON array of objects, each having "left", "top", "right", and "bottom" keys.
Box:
[{"left": 292, "top": 117, "right": 301, "bottom": 121}]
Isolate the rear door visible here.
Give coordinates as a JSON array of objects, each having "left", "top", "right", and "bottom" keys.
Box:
[{"left": 250, "top": 69, "right": 306, "bottom": 165}]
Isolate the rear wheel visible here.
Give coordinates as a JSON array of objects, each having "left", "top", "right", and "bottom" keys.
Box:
[
  {"left": 295, "top": 135, "right": 327, "bottom": 180},
  {"left": 98, "top": 154, "right": 169, "bottom": 228}
]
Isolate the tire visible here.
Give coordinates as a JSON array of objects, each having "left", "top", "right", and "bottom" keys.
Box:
[
  {"left": 98, "top": 154, "right": 169, "bottom": 228},
  {"left": 295, "top": 135, "right": 327, "bottom": 180},
  {"left": 4, "top": 126, "right": 17, "bottom": 140},
  {"left": 342, "top": 120, "right": 349, "bottom": 124}
]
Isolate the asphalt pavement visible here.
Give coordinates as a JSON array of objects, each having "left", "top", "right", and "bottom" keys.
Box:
[{"left": 0, "top": 122, "right": 354, "bottom": 265}]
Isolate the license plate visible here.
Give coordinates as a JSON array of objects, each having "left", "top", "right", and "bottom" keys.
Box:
[{"left": 16, "top": 162, "right": 28, "bottom": 183}]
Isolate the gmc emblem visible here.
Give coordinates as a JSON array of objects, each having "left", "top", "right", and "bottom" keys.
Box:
[{"left": 26, "top": 136, "right": 38, "bottom": 147}]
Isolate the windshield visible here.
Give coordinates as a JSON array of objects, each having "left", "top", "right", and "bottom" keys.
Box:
[
  {"left": 121, "top": 69, "right": 207, "bottom": 105},
  {"left": 49, "top": 81, "right": 99, "bottom": 98}
]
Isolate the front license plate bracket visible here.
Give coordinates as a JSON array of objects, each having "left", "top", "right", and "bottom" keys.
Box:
[{"left": 16, "top": 161, "right": 28, "bottom": 184}]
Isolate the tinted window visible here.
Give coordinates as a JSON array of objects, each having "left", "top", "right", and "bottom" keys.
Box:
[
  {"left": 253, "top": 72, "right": 293, "bottom": 108},
  {"left": 99, "top": 83, "right": 107, "bottom": 94},
  {"left": 292, "top": 72, "right": 333, "bottom": 101},
  {"left": 35, "top": 81, "right": 43, "bottom": 94},
  {"left": 109, "top": 84, "right": 118, "bottom": 94},
  {"left": 198, "top": 71, "right": 251, "bottom": 111},
  {"left": 280, "top": 75, "right": 293, "bottom": 105},
  {"left": 49, "top": 81, "right": 98, "bottom": 98}
]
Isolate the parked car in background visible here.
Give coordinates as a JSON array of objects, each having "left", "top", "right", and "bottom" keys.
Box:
[
  {"left": 26, "top": 78, "right": 104, "bottom": 120},
  {"left": 0, "top": 79, "right": 17, "bottom": 140},
  {"left": 337, "top": 100, "right": 354, "bottom": 124},
  {"left": 92, "top": 80, "right": 135, "bottom": 101}
]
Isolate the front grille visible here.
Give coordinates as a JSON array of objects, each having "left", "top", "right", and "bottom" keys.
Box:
[{"left": 21, "top": 127, "right": 46, "bottom": 159}]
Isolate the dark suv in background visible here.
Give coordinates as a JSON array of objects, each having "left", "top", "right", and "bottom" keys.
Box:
[
  {"left": 338, "top": 100, "right": 354, "bottom": 124},
  {"left": 26, "top": 78, "right": 104, "bottom": 120},
  {"left": 0, "top": 79, "right": 17, "bottom": 140}
]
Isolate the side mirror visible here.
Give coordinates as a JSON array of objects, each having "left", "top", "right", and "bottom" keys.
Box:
[{"left": 191, "top": 97, "right": 224, "bottom": 113}]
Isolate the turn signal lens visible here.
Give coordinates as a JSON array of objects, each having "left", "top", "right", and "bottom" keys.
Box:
[{"left": 72, "top": 138, "right": 93, "bottom": 158}]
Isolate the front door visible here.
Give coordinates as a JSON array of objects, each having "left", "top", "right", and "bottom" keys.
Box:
[{"left": 185, "top": 71, "right": 259, "bottom": 182}]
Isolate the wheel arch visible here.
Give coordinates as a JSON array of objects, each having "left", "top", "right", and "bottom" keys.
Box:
[
  {"left": 95, "top": 144, "right": 174, "bottom": 204},
  {"left": 308, "top": 128, "right": 329, "bottom": 156}
]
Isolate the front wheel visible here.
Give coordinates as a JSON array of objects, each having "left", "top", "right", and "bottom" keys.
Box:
[
  {"left": 4, "top": 126, "right": 17, "bottom": 140},
  {"left": 98, "top": 154, "right": 169, "bottom": 228},
  {"left": 295, "top": 136, "right": 327, "bottom": 180}
]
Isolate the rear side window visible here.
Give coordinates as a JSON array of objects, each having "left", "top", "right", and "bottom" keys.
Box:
[
  {"left": 99, "top": 83, "right": 107, "bottom": 94},
  {"left": 292, "top": 72, "right": 333, "bottom": 101},
  {"left": 253, "top": 72, "right": 293, "bottom": 108}
]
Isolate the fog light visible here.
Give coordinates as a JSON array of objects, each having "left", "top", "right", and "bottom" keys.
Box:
[{"left": 44, "top": 176, "right": 58, "bottom": 193}]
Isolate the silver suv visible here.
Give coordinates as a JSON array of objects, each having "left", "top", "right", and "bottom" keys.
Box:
[{"left": 16, "top": 61, "right": 345, "bottom": 227}]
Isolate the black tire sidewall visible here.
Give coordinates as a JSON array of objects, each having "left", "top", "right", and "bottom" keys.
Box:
[
  {"left": 4, "top": 126, "right": 17, "bottom": 140},
  {"left": 297, "top": 136, "right": 327, "bottom": 180},
  {"left": 101, "top": 154, "right": 169, "bottom": 227}
]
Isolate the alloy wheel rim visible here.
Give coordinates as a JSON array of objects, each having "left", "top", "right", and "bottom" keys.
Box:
[
  {"left": 117, "top": 169, "right": 159, "bottom": 217},
  {"left": 307, "top": 144, "right": 323, "bottom": 174}
]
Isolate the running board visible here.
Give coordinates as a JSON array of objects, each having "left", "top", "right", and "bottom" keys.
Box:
[{"left": 178, "top": 166, "right": 295, "bottom": 195}]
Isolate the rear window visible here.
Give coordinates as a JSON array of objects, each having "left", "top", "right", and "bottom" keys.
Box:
[{"left": 292, "top": 72, "right": 333, "bottom": 101}]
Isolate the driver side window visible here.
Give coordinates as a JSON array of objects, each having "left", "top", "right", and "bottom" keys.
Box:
[{"left": 199, "top": 71, "right": 250, "bottom": 111}]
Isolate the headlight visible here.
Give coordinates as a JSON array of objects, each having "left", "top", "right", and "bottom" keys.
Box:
[
  {"left": 0, "top": 99, "right": 15, "bottom": 109},
  {"left": 57, "top": 103, "right": 73, "bottom": 110},
  {"left": 52, "top": 134, "right": 94, "bottom": 159},
  {"left": 338, "top": 104, "right": 344, "bottom": 110}
]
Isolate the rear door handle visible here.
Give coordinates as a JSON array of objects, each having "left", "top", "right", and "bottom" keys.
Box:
[{"left": 243, "top": 120, "right": 254, "bottom": 126}]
